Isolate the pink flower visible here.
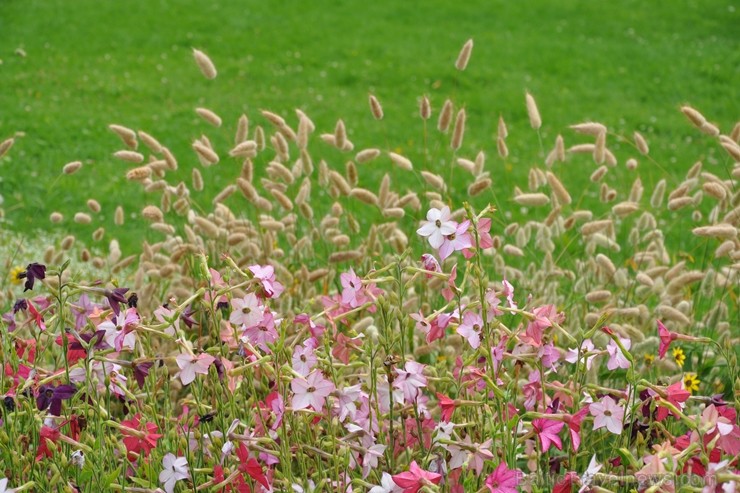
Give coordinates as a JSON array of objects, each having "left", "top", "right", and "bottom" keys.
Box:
[
  {"left": 521, "top": 304, "right": 560, "bottom": 347},
  {"left": 154, "top": 306, "right": 179, "bottom": 337},
  {"left": 658, "top": 320, "right": 676, "bottom": 359},
  {"left": 441, "top": 264, "right": 458, "bottom": 302},
  {"left": 439, "top": 220, "right": 473, "bottom": 261},
  {"left": 27, "top": 300, "right": 46, "bottom": 331},
  {"left": 485, "top": 462, "right": 521, "bottom": 493},
  {"left": 417, "top": 206, "right": 457, "bottom": 249},
  {"left": 291, "top": 370, "right": 335, "bottom": 411},
  {"left": 590, "top": 396, "right": 624, "bottom": 435},
  {"left": 463, "top": 218, "right": 493, "bottom": 259},
  {"left": 242, "top": 308, "right": 278, "bottom": 352},
  {"left": 565, "top": 339, "right": 597, "bottom": 370},
  {"left": 420, "top": 254, "right": 441, "bottom": 275},
  {"left": 229, "top": 293, "right": 264, "bottom": 328},
  {"left": 292, "top": 341, "right": 318, "bottom": 376},
  {"left": 392, "top": 460, "right": 442, "bottom": 493},
  {"left": 563, "top": 405, "right": 590, "bottom": 452},
  {"left": 176, "top": 353, "right": 216, "bottom": 386},
  {"left": 502, "top": 279, "right": 517, "bottom": 309},
  {"left": 532, "top": 417, "right": 564, "bottom": 452},
  {"left": 249, "top": 264, "right": 284, "bottom": 298},
  {"left": 606, "top": 336, "right": 631, "bottom": 370},
  {"left": 456, "top": 311, "right": 483, "bottom": 349},
  {"left": 654, "top": 381, "right": 690, "bottom": 422},
  {"left": 340, "top": 268, "right": 367, "bottom": 308},
  {"left": 394, "top": 361, "right": 427, "bottom": 403}
]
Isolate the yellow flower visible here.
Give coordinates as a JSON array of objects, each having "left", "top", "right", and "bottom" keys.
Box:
[
  {"left": 644, "top": 354, "right": 655, "bottom": 366},
  {"left": 9, "top": 266, "right": 24, "bottom": 285},
  {"left": 672, "top": 347, "right": 686, "bottom": 368},
  {"left": 683, "top": 373, "right": 700, "bottom": 393}
]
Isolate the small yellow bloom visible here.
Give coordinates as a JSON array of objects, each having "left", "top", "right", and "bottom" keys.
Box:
[
  {"left": 683, "top": 373, "right": 700, "bottom": 393},
  {"left": 9, "top": 266, "right": 24, "bottom": 285},
  {"left": 672, "top": 347, "right": 686, "bottom": 368},
  {"left": 644, "top": 354, "right": 655, "bottom": 366}
]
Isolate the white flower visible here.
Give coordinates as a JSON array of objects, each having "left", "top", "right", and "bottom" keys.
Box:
[
  {"left": 0, "top": 478, "right": 16, "bottom": 493},
  {"left": 70, "top": 449, "right": 85, "bottom": 469},
  {"left": 369, "top": 472, "right": 403, "bottom": 493},
  {"left": 579, "top": 454, "right": 602, "bottom": 493},
  {"left": 417, "top": 206, "right": 456, "bottom": 249},
  {"left": 159, "top": 453, "right": 189, "bottom": 493}
]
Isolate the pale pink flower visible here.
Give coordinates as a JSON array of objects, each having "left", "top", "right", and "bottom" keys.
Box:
[
  {"left": 159, "top": 453, "right": 189, "bottom": 493},
  {"left": 292, "top": 341, "right": 318, "bottom": 377},
  {"left": 439, "top": 220, "right": 473, "bottom": 261},
  {"left": 456, "top": 311, "right": 483, "bottom": 349},
  {"left": 341, "top": 268, "right": 367, "bottom": 308},
  {"left": 154, "top": 305, "right": 179, "bottom": 337},
  {"left": 249, "top": 264, "right": 284, "bottom": 298},
  {"left": 420, "top": 254, "right": 441, "bottom": 275},
  {"left": 502, "top": 279, "right": 517, "bottom": 309},
  {"left": 606, "top": 337, "right": 631, "bottom": 370},
  {"left": 410, "top": 310, "right": 431, "bottom": 336},
  {"left": 463, "top": 218, "right": 493, "bottom": 259},
  {"left": 176, "top": 353, "right": 216, "bottom": 386},
  {"left": 590, "top": 396, "right": 624, "bottom": 435},
  {"left": 417, "top": 206, "right": 456, "bottom": 249},
  {"left": 242, "top": 309, "right": 278, "bottom": 352},
  {"left": 335, "top": 384, "right": 363, "bottom": 422},
  {"left": 362, "top": 443, "right": 386, "bottom": 478},
  {"left": 99, "top": 307, "right": 139, "bottom": 351},
  {"left": 229, "top": 293, "right": 264, "bottom": 328},
  {"left": 579, "top": 454, "right": 602, "bottom": 493},
  {"left": 291, "top": 370, "right": 335, "bottom": 411},
  {"left": 565, "top": 339, "right": 597, "bottom": 370},
  {"left": 393, "top": 361, "right": 427, "bottom": 403}
]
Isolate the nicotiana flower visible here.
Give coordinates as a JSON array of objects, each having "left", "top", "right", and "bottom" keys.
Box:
[
  {"left": 17, "top": 262, "right": 46, "bottom": 292},
  {"left": 532, "top": 417, "right": 564, "bottom": 452},
  {"left": 291, "top": 370, "right": 335, "bottom": 411},
  {"left": 393, "top": 361, "right": 427, "bottom": 403},
  {"left": 579, "top": 454, "right": 602, "bottom": 493},
  {"left": 0, "top": 477, "right": 16, "bottom": 493},
  {"left": 159, "top": 453, "right": 189, "bottom": 493},
  {"left": 392, "top": 460, "right": 442, "bottom": 493},
  {"left": 36, "top": 384, "right": 77, "bottom": 416},
  {"left": 485, "top": 462, "right": 521, "bottom": 493},
  {"left": 176, "top": 353, "right": 216, "bottom": 386},
  {"left": 120, "top": 413, "right": 162, "bottom": 460},
  {"left": 456, "top": 311, "right": 483, "bottom": 349},
  {"left": 369, "top": 472, "right": 403, "bottom": 493},
  {"left": 417, "top": 206, "right": 456, "bottom": 249},
  {"left": 590, "top": 396, "right": 625, "bottom": 435},
  {"left": 606, "top": 336, "right": 631, "bottom": 370},
  {"left": 438, "top": 219, "right": 473, "bottom": 261},
  {"left": 229, "top": 293, "right": 264, "bottom": 329},
  {"left": 249, "top": 264, "right": 284, "bottom": 299}
]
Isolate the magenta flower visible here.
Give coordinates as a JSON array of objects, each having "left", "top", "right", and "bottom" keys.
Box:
[
  {"left": 532, "top": 417, "right": 564, "bottom": 452},
  {"left": 606, "top": 336, "right": 631, "bottom": 370},
  {"left": 229, "top": 293, "right": 264, "bottom": 328},
  {"left": 485, "top": 462, "right": 521, "bottom": 493},
  {"left": 417, "top": 206, "right": 456, "bottom": 249},
  {"left": 392, "top": 460, "right": 442, "bottom": 493},
  {"left": 438, "top": 219, "right": 473, "bottom": 261},
  {"left": 456, "top": 311, "right": 482, "bottom": 349},
  {"left": 249, "top": 264, "right": 284, "bottom": 299},
  {"left": 657, "top": 320, "right": 676, "bottom": 359},
  {"left": 291, "top": 370, "right": 335, "bottom": 411},
  {"left": 590, "top": 396, "right": 624, "bottom": 435},
  {"left": 393, "top": 361, "right": 427, "bottom": 403},
  {"left": 176, "top": 353, "right": 216, "bottom": 386},
  {"left": 564, "top": 405, "right": 590, "bottom": 452},
  {"left": 654, "top": 381, "right": 690, "bottom": 421}
]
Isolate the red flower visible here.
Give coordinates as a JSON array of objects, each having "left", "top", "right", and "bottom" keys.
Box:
[
  {"left": 235, "top": 442, "right": 270, "bottom": 489},
  {"left": 37, "top": 425, "right": 60, "bottom": 460},
  {"left": 436, "top": 392, "right": 457, "bottom": 422},
  {"left": 120, "top": 414, "right": 162, "bottom": 460}
]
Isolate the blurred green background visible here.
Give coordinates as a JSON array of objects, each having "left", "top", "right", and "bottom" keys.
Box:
[{"left": 1, "top": 0, "right": 738, "bottom": 254}]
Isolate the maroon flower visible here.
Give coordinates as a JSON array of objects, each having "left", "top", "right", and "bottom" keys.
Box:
[
  {"left": 37, "top": 384, "right": 77, "bottom": 416},
  {"left": 18, "top": 263, "right": 46, "bottom": 292}
]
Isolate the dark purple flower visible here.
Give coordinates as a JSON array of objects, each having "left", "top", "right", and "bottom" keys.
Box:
[
  {"left": 104, "top": 288, "right": 129, "bottom": 316},
  {"left": 3, "top": 395, "right": 15, "bottom": 411},
  {"left": 13, "top": 299, "right": 28, "bottom": 314},
  {"left": 132, "top": 361, "right": 153, "bottom": 388},
  {"left": 37, "top": 384, "right": 77, "bottom": 416},
  {"left": 18, "top": 263, "right": 46, "bottom": 292},
  {"left": 180, "top": 305, "right": 198, "bottom": 328}
]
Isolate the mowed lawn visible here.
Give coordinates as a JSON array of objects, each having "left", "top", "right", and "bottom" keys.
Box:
[{"left": 0, "top": 0, "right": 738, "bottom": 254}]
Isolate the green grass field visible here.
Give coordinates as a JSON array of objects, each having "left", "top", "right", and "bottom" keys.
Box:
[{"left": 1, "top": 0, "right": 738, "bottom": 254}]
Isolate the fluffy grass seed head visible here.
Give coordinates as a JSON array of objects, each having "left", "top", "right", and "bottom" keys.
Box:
[{"left": 192, "top": 48, "right": 217, "bottom": 79}]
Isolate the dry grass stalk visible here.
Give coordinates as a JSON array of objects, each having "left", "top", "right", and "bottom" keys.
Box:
[
  {"left": 514, "top": 193, "right": 550, "bottom": 207},
  {"left": 141, "top": 205, "right": 164, "bottom": 222},
  {"left": 468, "top": 177, "right": 491, "bottom": 197},
  {"left": 63, "top": 161, "right": 82, "bottom": 174},
  {"left": 692, "top": 224, "right": 737, "bottom": 239},
  {"left": 196, "top": 108, "right": 222, "bottom": 127},
  {"left": 569, "top": 122, "right": 607, "bottom": 136},
  {"left": 590, "top": 166, "right": 608, "bottom": 182},
  {"left": 546, "top": 172, "right": 571, "bottom": 204},
  {"left": 0, "top": 137, "right": 15, "bottom": 158},
  {"left": 438, "top": 99, "right": 453, "bottom": 132},
  {"left": 87, "top": 199, "right": 101, "bottom": 213},
  {"left": 369, "top": 94, "right": 384, "bottom": 120},
  {"left": 115, "top": 206, "right": 125, "bottom": 225},
  {"left": 350, "top": 188, "right": 379, "bottom": 206},
  {"left": 420, "top": 96, "right": 431, "bottom": 120},
  {"left": 192, "top": 142, "right": 219, "bottom": 165},
  {"left": 455, "top": 39, "right": 474, "bottom": 70},
  {"left": 126, "top": 166, "right": 151, "bottom": 181},
  {"left": 108, "top": 124, "right": 137, "bottom": 148},
  {"left": 193, "top": 48, "right": 217, "bottom": 79},
  {"left": 451, "top": 109, "right": 466, "bottom": 150},
  {"left": 74, "top": 212, "right": 92, "bottom": 224},
  {"left": 633, "top": 132, "right": 649, "bottom": 154},
  {"left": 389, "top": 152, "right": 413, "bottom": 171},
  {"left": 114, "top": 150, "right": 144, "bottom": 163},
  {"left": 525, "top": 92, "right": 542, "bottom": 130}
]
